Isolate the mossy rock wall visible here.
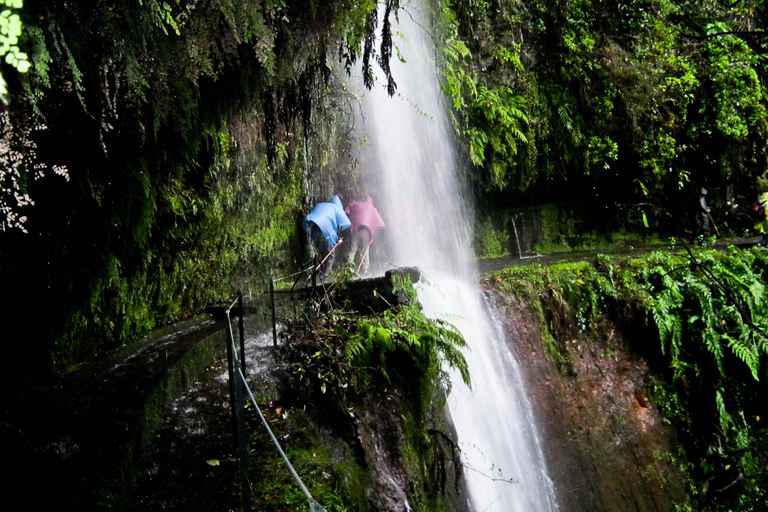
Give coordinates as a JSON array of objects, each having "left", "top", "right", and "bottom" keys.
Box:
[
  {"left": 486, "top": 285, "right": 689, "bottom": 511},
  {"left": 484, "top": 248, "right": 768, "bottom": 512}
]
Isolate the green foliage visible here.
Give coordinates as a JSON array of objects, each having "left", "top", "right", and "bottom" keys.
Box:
[
  {"left": 474, "top": 214, "right": 509, "bottom": 258},
  {"left": 445, "top": 0, "right": 768, "bottom": 234},
  {"left": 345, "top": 304, "right": 470, "bottom": 399},
  {"left": 697, "top": 21, "right": 764, "bottom": 141},
  {"left": 440, "top": 1, "right": 531, "bottom": 190},
  {"left": 140, "top": 0, "right": 181, "bottom": 36},
  {"left": 279, "top": 278, "right": 470, "bottom": 511},
  {"left": 0, "top": 0, "right": 29, "bottom": 102},
  {"left": 336, "top": 0, "right": 400, "bottom": 95},
  {"left": 642, "top": 247, "right": 768, "bottom": 387},
  {"left": 490, "top": 246, "right": 768, "bottom": 511}
]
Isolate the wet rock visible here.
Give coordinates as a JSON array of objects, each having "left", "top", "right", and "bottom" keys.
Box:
[
  {"left": 487, "top": 289, "right": 689, "bottom": 512},
  {"left": 356, "top": 398, "right": 412, "bottom": 512},
  {"left": 338, "top": 267, "right": 422, "bottom": 314}
]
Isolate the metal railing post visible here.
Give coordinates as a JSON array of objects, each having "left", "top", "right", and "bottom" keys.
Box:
[
  {"left": 238, "top": 290, "right": 246, "bottom": 377},
  {"left": 225, "top": 311, "right": 236, "bottom": 426},
  {"left": 270, "top": 277, "right": 278, "bottom": 348},
  {"left": 226, "top": 308, "right": 252, "bottom": 511}
]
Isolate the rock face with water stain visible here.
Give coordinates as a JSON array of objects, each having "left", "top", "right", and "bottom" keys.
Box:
[{"left": 486, "top": 286, "right": 690, "bottom": 512}]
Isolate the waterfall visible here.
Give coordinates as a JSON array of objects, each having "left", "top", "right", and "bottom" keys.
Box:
[
  {"left": 346, "top": 1, "right": 559, "bottom": 510},
  {"left": 511, "top": 216, "right": 524, "bottom": 258}
]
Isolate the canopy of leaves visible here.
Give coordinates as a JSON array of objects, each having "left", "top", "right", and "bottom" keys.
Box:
[{"left": 441, "top": 0, "right": 768, "bottom": 233}]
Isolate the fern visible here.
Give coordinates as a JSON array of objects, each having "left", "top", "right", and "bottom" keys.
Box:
[
  {"left": 440, "top": 8, "right": 530, "bottom": 190},
  {"left": 140, "top": 0, "right": 181, "bottom": 36},
  {"left": 715, "top": 389, "right": 735, "bottom": 433},
  {"left": 647, "top": 287, "right": 683, "bottom": 359},
  {"left": 342, "top": 303, "right": 469, "bottom": 404},
  {"left": 723, "top": 334, "right": 759, "bottom": 381}
]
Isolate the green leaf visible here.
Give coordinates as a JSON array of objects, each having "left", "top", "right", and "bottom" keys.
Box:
[{"left": 636, "top": 179, "right": 649, "bottom": 196}]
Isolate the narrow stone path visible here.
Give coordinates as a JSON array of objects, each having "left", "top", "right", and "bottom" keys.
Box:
[
  {"left": 477, "top": 238, "right": 757, "bottom": 275},
  {"left": 10, "top": 316, "right": 227, "bottom": 509}
]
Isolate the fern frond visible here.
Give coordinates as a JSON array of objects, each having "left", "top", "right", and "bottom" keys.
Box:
[
  {"left": 723, "top": 333, "right": 760, "bottom": 381},
  {"left": 558, "top": 103, "right": 573, "bottom": 132},
  {"left": 648, "top": 288, "right": 683, "bottom": 357},
  {"left": 715, "top": 389, "right": 736, "bottom": 433}
]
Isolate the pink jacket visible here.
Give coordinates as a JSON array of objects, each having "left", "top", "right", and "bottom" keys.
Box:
[{"left": 345, "top": 196, "right": 386, "bottom": 240}]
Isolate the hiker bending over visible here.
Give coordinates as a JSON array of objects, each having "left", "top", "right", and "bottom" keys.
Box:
[
  {"left": 303, "top": 195, "right": 351, "bottom": 278},
  {"left": 345, "top": 195, "right": 386, "bottom": 275}
]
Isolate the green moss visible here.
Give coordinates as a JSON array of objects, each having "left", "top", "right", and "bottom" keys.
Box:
[
  {"left": 474, "top": 215, "right": 510, "bottom": 259},
  {"left": 251, "top": 410, "right": 370, "bottom": 512}
]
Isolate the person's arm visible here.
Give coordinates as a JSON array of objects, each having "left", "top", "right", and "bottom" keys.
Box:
[{"left": 336, "top": 205, "right": 352, "bottom": 232}]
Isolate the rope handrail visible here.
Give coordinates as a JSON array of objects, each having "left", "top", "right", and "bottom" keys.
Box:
[
  {"left": 225, "top": 303, "right": 327, "bottom": 512},
  {"left": 272, "top": 265, "right": 315, "bottom": 283},
  {"left": 236, "top": 366, "right": 326, "bottom": 511},
  {"left": 224, "top": 296, "right": 240, "bottom": 312},
  {"left": 272, "top": 238, "right": 344, "bottom": 284}
]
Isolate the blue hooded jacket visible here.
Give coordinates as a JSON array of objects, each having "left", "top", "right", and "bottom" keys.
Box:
[{"left": 303, "top": 195, "right": 352, "bottom": 246}]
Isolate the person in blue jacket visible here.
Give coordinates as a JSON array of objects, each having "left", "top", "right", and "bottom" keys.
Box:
[{"left": 303, "top": 195, "right": 352, "bottom": 278}]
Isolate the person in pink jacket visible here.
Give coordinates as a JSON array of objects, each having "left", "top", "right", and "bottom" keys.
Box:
[{"left": 345, "top": 195, "right": 386, "bottom": 275}]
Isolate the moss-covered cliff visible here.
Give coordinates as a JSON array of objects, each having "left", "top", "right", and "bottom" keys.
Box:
[
  {"left": 485, "top": 246, "right": 768, "bottom": 512},
  {"left": 0, "top": 1, "right": 406, "bottom": 410}
]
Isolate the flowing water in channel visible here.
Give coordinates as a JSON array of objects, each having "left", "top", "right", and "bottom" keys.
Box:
[{"left": 347, "top": 2, "right": 559, "bottom": 510}]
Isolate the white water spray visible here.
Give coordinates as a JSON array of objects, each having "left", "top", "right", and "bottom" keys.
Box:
[{"left": 346, "top": 2, "right": 558, "bottom": 511}]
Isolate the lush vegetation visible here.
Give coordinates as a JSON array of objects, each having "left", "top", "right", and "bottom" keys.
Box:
[
  {"left": 0, "top": 0, "right": 408, "bottom": 397},
  {"left": 5, "top": 0, "right": 768, "bottom": 385},
  {"left": 3, "top": 2, "right": 768, "bottom": 507},
  {"left": 440, "top": 0, "right": 768, "bottom": 237},
  {"left": 490, "top": 245, "right": 768, "bottom": 511},
  {"left": 261, "top": 275, "right": 470, "bottom": 511}
]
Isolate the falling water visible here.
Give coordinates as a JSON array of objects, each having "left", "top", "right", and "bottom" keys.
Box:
[
  {"left": 346, "top": 2, "right": 559, "bottom": 511},
  {"left": 511, "top": 216, "right": 525, "bottom": 259}
]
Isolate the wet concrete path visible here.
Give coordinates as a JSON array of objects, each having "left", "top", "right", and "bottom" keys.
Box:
[
  {"left": 10, "top": 316, "right": 229, "bottom": 509},
  {"left": 133, "top": 330, "right": 283, "bottom": 511},
  {"left": 477, "top": 238, "right": 758, "bottom": 275}
]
